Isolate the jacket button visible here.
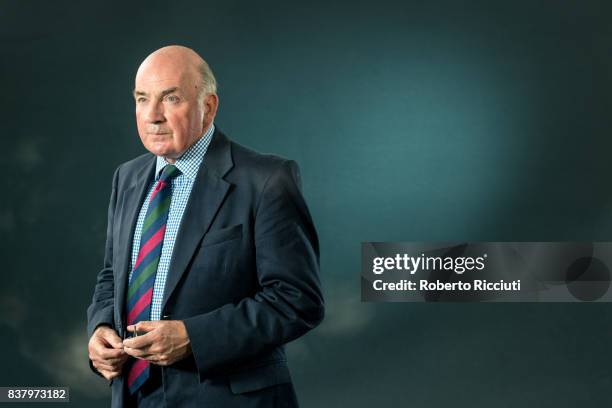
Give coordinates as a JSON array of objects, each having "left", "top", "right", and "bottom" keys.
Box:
[{"left": 162, "top": 314, "right": 170, "bottom": 320}]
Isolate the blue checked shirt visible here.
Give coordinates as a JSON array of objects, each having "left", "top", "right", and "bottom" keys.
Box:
[{"left": 128, "top": 124, "right": 215, "bottom": 321}]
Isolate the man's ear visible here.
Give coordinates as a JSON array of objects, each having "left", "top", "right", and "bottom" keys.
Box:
[{"left": 203, "top": 93, "right": 219, "bottom": 124}]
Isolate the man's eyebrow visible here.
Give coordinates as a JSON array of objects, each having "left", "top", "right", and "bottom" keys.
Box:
[
  {"left": 133, "top": 87, "right": 179, "bottom": 98},
  {"left": 160, "top": 87, "right": 179, "bottom": 96}
]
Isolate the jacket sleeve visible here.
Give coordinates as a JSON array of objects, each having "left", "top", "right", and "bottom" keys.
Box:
[
  {"left": 183, "top": 159, "right": 324, "bottom": 376},
  {"left": 86, "top": 166, "right": 121, "bottom": 375}
]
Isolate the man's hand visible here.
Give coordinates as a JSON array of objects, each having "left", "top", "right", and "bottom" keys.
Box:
[
  {"left": 88, "top": 325, "right": 128, "bottom": 381},
  {"left": 122, "top": 320, "right": 192, "bottom": 366}
]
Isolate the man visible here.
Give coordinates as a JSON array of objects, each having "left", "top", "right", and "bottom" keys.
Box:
[{"left": 87, "top": 45, "right": 324, "bottom": 407}]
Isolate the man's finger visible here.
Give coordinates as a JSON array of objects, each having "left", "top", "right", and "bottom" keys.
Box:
[
  {"left": 91, "top": 335, "right": 124, "bottom": 356},
  {"left": 93, "top": 361, "right": 116, "bottom": 372},
  {"left": 123, "top": 330, "right": 157, "bottom": 349},
  {"left": 139, "top": 354, "right": 160, "bottom": 363},
  {"left": 104, "top": 355, "right": 129, "bottom": 366},
  {"left": 98, "top": 357, "right": 127, "bottom": 370},
  {"left": 99, "top": 369, "right": 120, "bottom": 381},
  {"left": 123, "top": 345, "right": 156, "bottom": 359},
  {"left": 102, "top": 333, "right": 124, "bottom": 349},
  {"left": 98, "top": 347, "right": 127, "bottom": 360},
  {"left": 127, "top": 321, "right": 158, "bottom": 335},
  {"left": 95, "top": 326, "right": 124, "bottom": 349}
]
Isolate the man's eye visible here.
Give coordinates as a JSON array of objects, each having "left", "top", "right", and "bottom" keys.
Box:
[
  {"left": 165, "top": 95, "right": 180, "bottom": 103},
  {"left": 136, "top": 98, "right": 147, "bottom": 103}
]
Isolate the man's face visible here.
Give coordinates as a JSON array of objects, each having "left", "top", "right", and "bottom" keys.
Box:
[{"left": 134, "top": 59, "right": 208, "bottom": 161}]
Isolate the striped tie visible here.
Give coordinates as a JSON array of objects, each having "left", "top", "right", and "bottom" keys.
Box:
[{"left": 126, "top": 164, "right": 180, "bottom": 395}]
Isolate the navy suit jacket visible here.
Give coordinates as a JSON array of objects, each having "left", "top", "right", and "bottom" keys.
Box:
[{"left": 87, "top": 128, "right": 324, "bottom": 407}]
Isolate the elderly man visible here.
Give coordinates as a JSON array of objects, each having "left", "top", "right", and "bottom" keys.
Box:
[{"left": 87, "top": 45, "right": 324, "bottom": 407}]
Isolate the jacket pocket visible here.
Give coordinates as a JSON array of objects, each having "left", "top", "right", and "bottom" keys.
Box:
[
  {"left": 227, "top": 361, "right": 291, "bottom": 394},
  {"left": 200, "top": 224, "right": 243, "bottom": 247}
]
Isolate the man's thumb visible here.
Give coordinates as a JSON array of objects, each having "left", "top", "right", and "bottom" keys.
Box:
[
  {"left": 104, "top": 330, "right": 123, "bottom": 349},
  {"left": 128, "top": 320, "right": 155, "bottom": 334},
  {"left": 135, "top": 320, "right": 156, "bottom": 332}
]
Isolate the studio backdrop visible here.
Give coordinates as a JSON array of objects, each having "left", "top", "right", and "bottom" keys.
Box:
[{"left": 2, "top": 1, "right": 612, "bottom": 407}]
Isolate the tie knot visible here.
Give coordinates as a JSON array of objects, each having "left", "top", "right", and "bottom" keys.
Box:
[{"left": 159, "top": 165, "right": 181, "bottom": 182}]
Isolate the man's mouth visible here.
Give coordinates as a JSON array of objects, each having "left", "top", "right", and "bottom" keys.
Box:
[{"left": 146, "top": 125, "right": 171, "bottom": 135}]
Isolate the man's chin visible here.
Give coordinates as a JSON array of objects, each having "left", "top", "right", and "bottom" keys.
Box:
[{"left": 145, "top": 146, "right": 177, "bottom": 159}]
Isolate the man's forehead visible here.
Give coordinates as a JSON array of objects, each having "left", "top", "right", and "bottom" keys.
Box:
[
  {"left": 134, "top": 70, "right": 194, "bottom": 94},
  {"left": 135, "top": 76, "right": 181, "bottom": 89}
]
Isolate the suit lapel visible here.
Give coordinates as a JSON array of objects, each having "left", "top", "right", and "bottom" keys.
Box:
[
  {"left": 116, "top": 156, "right": 156, "bottom": 327},
  {"left": 161, "top": 129, "right": 234, "bottom": 314}
]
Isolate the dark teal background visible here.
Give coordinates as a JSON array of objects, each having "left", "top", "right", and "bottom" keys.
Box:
[{"left": 2, "top": 1, "right": 612, "bottom": 407}]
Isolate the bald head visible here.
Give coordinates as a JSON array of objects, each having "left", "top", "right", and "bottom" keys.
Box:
[
  {"left": 133, "top": 45, "right": 219, "bottom": 163},
  {"left": 136, "top": 45, "right": 217, "bottom": 99}
]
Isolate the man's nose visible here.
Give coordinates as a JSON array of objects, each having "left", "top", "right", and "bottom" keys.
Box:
[{"left": 145, "top": 101, "right": 165, "bottom": 123}]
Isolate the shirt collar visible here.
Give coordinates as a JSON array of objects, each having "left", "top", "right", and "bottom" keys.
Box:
[{"left": 155, "top": 123, "right": 215, "bottom": 181}]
